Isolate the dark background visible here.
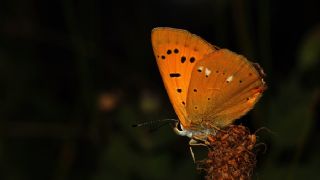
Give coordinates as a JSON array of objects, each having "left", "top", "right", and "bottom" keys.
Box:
[{"left": 1, "top": 0, "right": 320, "bottom": 179}]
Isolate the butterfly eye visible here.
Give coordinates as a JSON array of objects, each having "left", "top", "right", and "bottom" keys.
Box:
[{"left": 176, "top": 122, "right": 183, "bottom": 131}]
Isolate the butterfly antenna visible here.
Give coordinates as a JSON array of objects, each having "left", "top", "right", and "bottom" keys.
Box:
[
  {"left": 132, "top": 119, "right": 178, "bottom": 132},
  {"left": 254, "top": 127, "right": 277, "bottom": 137},
  {"left": 257, "top": 143, "right": 268, "bottom": 153}
]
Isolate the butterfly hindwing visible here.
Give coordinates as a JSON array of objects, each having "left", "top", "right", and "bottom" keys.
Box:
[{"left": 186, "top": 49, "right": 266, "bottom": 129}]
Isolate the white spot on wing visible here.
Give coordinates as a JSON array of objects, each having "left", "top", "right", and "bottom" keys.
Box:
[
  {"left": 197, "top": 66, "right": 204, "bottom": 72},
  {"left": 205, "top": 68, "right": 211, "bottom": 77},
  {"left": 226, "top": 75, "right": 234, "bottom": 83}
]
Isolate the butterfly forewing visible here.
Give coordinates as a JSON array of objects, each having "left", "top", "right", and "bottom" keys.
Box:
[
  {"left": 186, "top": 49, "right": 266, "bottom": 129},
  {"left": 151, "top": 27, "right": 217, "bottom": 127}
]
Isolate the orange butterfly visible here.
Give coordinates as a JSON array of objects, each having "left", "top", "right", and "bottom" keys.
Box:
[{"left": 151, "top": 27, "right": 266, "bottom": 142}]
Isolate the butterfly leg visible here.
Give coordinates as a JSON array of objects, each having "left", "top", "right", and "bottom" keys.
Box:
[
  {"left": 188, "top": 138, "right": 209, "bottom": 163},
  {"left": 189, "top": 146, "right": 196, "bottom": 163},
  {"left": 189, "top": 138, "right": 207, "bottom": 146}
]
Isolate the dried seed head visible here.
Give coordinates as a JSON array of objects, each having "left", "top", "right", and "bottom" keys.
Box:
[{"left": 197, "top": 125, "right": 257, "bottom": 180}]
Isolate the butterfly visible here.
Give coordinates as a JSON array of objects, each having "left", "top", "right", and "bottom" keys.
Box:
[{"left": 151, "top": 27, "right": 266, "bottom": 142}]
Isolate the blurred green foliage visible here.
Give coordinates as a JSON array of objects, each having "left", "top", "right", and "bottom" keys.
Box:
[{"left": 0, "top": 0, "right": 320, "bottom": 179}]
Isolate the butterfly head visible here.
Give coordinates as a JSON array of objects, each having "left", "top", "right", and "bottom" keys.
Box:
[
  {"left": 174, "top": 121, "right": 212, "bottom": 140},
  {"left": 173, "top": 121, "right": 193, "bottom": 138}
]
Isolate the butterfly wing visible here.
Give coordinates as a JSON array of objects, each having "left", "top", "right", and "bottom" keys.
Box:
[
  {"left": 186, "top": 49, "right": 266, "bottom": 129},
  {"left": 151, "top": 27, "right": 217, "bottom": 127}
]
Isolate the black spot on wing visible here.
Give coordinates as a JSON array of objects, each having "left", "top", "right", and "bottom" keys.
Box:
[
  {"left": 181, "top": 56, "right": 186, "bottom": 63},
  {"left": 169, "top": 73, "right": 181, "bottom": 78},
  {"left": 190, "top": 57, "right": 195, "bottom": 63}
]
